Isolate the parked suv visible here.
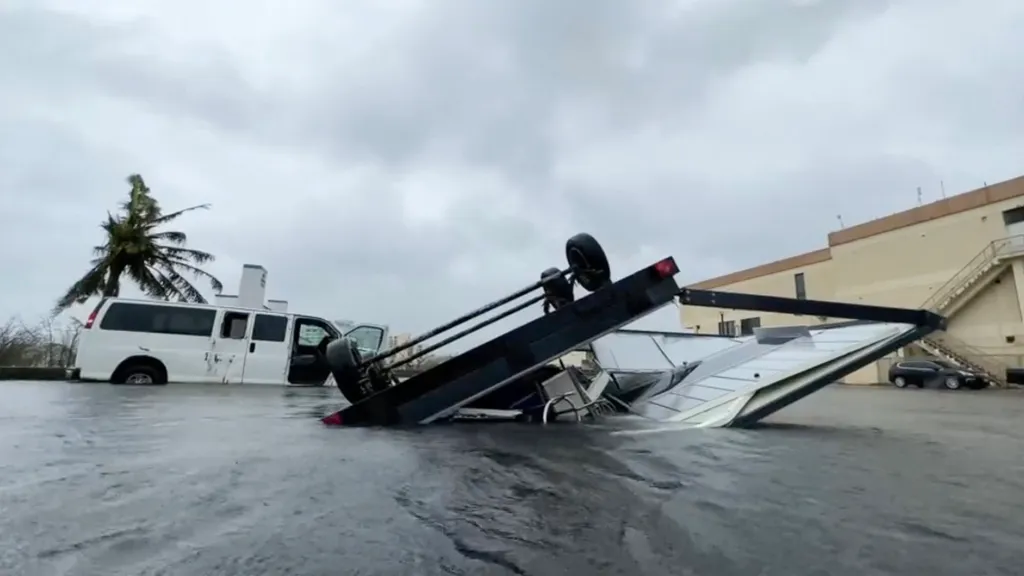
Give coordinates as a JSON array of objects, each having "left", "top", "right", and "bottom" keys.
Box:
[{"left": 888, "top": 359, "right": 989, "bottom": 390}]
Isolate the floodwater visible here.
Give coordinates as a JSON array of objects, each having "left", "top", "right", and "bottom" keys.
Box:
[{"left": 1, "top": 382, "right": 1022, "bottom": 576}]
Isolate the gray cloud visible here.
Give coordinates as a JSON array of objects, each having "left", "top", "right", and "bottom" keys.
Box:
[{"left": 2, "top": 0, "right": 1023, "bottom": 341}]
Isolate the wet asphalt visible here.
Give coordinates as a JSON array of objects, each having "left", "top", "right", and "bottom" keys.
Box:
[{"left": 1, "top": 381, "right": 1022, "bottom": 576}]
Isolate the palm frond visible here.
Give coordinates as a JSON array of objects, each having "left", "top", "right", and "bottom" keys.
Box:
[
  {"left": 124, "top": 261, "right": 174, "bottom": 301},
  {"left": 52, "top": 263, "right": 108, "bottom": 316},
  {"left": 147, "top": 204, "right": 210, "bottom": 227},
  {"left": 121, "top": 174, "right": 161, "bottom": 220},
  {"left": 58, "top": 173, "right": 223, "bottom": 310},
  {"left": 155, "top": 244, "right": 215, "bottom": 265},
  {"left": 157, "top": 266, "right": 209, "bottom": 303},
  {"left": 154, "top": 256, "right": 224, "bottom": 293},
  {"left": 150, "top": 231, "right": 187, "bottom": 245}
]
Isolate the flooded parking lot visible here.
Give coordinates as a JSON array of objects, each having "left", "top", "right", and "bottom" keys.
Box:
[{"left": 1, "top": 381, "right": 1023, "bottom": 576}]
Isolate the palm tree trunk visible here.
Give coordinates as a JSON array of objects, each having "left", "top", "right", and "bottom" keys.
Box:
[{"left": 102, "top": 262, "right": 126, "bottom": 297}]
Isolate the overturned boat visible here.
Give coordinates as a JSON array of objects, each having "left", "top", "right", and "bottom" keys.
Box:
[
  {"left": 319, "top": 234, "right": 945, "bottom": 428},
  {"left": 591, "top": 319, "right": 940, "bottom": 428}
]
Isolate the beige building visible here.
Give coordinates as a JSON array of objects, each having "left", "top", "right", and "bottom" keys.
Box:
[
  {"left": 387, "top": 333, "right": 420, "bottom": 362},
  {"left": 680, "top": 175, "right": 1024, "bottom": 385}
]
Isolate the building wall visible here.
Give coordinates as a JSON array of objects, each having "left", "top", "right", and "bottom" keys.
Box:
[
  {"left": 679, "top": 176, "right": 1024, "bottom": 384},
  {"left": 681, "top": 250, "right": 834, "bottom": 334},
  {"left": 830, "top": 195, "right": 1024, "bottom": 308},
  {"left": 948, "top": 267, "right": 1022, "bottom": 351}
]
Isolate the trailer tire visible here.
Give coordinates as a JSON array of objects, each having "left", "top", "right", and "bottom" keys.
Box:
[
  {"left": 540, "top": 267, "right": 574, "bottom": 310},
  {"left": 566, "top": 233, "right": 611, "bottom": 292},
  {"left": 326, "top": 337, "right": 364, "bottom": 403}
]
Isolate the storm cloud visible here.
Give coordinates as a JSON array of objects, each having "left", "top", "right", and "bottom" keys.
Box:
[{"left": 2, "top": 0, "right": 1022, "bottom": 339}]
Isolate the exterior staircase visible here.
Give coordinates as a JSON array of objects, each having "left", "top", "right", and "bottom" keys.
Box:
[
  {"left": 921, "top": 235, "right": 1024, "bottom": 316},
  {"left": 917, "top": 332, "right": 1009, "bottom": 386},
  {"left": 916, "top": 235, "right": 1024, "bottom": 387}
]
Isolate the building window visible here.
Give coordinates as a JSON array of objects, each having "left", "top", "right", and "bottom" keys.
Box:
[
  {"left": 794, "top": 272, "right": 807, "bottom": 300},
  {"left": 717, "top": 320, "right": 736, "bottom": 336},
  {"left": 740, "top": 317, "right": 761, "bottom": 336},
  {"left": 1003, "top": 206, "right": 1024, "bottom": 226}
]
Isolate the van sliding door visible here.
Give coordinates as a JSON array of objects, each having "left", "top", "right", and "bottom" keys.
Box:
[
  {"left": 210, "top": 311, "right": 251, "bottom": 384},
  {"left": 241, "top": 313, "right": 290, "bottom": 385}
]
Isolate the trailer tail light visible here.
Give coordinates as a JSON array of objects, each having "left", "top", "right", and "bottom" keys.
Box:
[{"left": 653, "top": 257, "right": 679, "bottom": 278}]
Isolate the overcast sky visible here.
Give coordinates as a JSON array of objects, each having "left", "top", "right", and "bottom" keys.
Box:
[{"left": 2, "top": 0, "right": 1022, "bottom": 340}]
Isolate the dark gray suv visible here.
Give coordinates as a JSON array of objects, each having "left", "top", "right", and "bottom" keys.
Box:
[{"left": 888, "top": 359, "right": 988, "bottom": 390}]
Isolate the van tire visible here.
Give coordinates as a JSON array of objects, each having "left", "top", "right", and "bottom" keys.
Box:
[{"left": 112, "top": 359, "right": 167, "bottom": 385}]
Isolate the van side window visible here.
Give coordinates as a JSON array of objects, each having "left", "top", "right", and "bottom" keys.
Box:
[
  {"left": 298, "top": 324, "right": 330, "bottom": 347},
  {"left": 252, "top": 314, "right": 288, "bottom": 342},
  {"left": 220, "top": 312, "right": 250, "bottom": 339},
  {"left": 99, "top": 302, "right": 216, "bottom": 337},
  {"left": 296, "top": 318, "right": 339, "bottom": 347}
]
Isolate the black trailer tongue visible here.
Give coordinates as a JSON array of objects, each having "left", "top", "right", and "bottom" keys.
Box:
[{"left": 321, "top": 234, "right": 681, "bottom": 426}]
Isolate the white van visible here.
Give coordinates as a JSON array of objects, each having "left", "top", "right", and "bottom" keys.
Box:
[{"left": 74, "top": 297, "right": 389, "bottom": 385}]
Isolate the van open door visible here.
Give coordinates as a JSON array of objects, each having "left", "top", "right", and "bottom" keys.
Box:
[{"left": 341, "top": 323, "right": 390, "bottom": 357}]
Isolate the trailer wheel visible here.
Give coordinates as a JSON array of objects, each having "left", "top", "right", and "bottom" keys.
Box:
[
  {"left": 566, "top": 233, "right": 611, "bottom": 292},
  {"left": 326, "top": 337, "right": 365, "bottom": 403},
  {"left": 540, "top": 267, "right": 575, "bottom": 310}
]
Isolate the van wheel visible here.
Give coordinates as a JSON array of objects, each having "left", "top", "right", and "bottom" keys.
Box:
[{"left": 116, "top": 365, "right": 163, "bottom": 385}]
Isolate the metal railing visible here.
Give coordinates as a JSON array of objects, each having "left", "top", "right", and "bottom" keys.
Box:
[
  {"left": 921, "top": 332, "right": 1009, "bottom": 385},
  {"left": 921, "top": 234, "right": 1024, "bottom": 312},
  {"left": 913, "top": 234, "right": 1024, "bottom": 387}
]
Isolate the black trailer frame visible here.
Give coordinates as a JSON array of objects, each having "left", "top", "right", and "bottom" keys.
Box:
[
  {"left": 326, "top": 257, "right": 682, "bottom": 426},
  {"left": 676, "top": 289, "right": 946, "bottom": 331}
]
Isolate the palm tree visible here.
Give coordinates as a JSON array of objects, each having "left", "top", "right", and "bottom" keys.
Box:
[{"left": 53, "top": 174, "right": 224, "bottom": 314}]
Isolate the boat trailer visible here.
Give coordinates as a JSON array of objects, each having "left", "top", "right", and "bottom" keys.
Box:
[{"left": 320, "top": 234, "right": 947, "bottom": 428}]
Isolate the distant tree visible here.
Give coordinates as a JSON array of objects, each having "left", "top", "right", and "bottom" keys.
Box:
[
  {"left": 0, "top": 316, "right": 81, "bottom": 367},
  {"left": 53, "top": 174, "right": 223, "bottom": 314}
]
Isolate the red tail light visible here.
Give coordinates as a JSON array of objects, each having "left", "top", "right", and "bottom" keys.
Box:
[
  {"left": 653, "top": 257, "right": 679, "bottom": 278},
  {"left": 83, "top": 299, "right": 105, "bottom": 329}
]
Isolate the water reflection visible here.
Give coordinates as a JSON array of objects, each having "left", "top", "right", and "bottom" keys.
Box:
[{"left": 0, "top": 382, "right": 1021, "bottom": 576}]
